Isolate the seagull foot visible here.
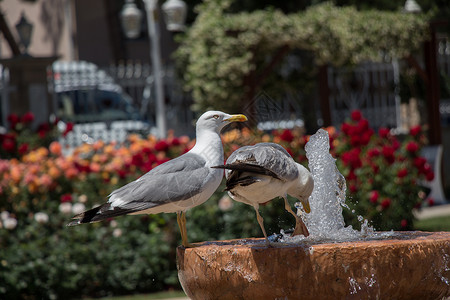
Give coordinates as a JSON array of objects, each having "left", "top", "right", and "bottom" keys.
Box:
[{"left": 292, "top": 217, "right": 309, "bottom": 237}]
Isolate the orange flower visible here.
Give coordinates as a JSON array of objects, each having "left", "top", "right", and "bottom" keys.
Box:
[
  {"left": 65, "top": 167, "right": 78, "bottom": 179},
  {"left": 90, "top": 162, "right": 101, "bottom": 173},
  {"left": 48, "top": 166, "right": 61, "bottom": 179},
  {"left": 37, "top": 147, "right": 49, "bottom": 158},
  {"left": 49, "top": 141, "right": 62, "bottom": 156},
  {"left": 10, "top": 165, "right": 21, "bottom": 183},
  {"left": 93, "top": 140, "right": 104, "bottom": 151}
]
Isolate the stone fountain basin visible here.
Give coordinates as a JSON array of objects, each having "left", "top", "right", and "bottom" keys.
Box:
[{"left": 177, "top": 231, "right": 450, "bottom": 300}]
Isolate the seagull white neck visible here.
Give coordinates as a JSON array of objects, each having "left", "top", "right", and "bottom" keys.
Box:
[{"left": 190, "top": 129, "right": 224, "bottom": 166}]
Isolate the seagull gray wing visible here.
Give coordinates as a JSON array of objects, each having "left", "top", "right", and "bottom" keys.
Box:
[
  {"left": 224, "top": 143, "right": 299, "bottom": 181},
  {"left": 67, "top": 153, "right": 209, "bottom": 225},
  {"left": 109, "top": 153, "right": 209, "bottom": 209}
]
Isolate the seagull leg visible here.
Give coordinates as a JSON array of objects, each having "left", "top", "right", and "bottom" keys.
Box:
[
  {"left": 177, "top": 211, "right": 192, "bottom": 248},
  {"left": 283, "top": 196, "right": 309, "bottom": 237},
  {"left": 253, "top": 205, "right": 270, "bottom": 245}
]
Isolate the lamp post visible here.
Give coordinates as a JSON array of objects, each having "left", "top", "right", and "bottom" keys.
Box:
[
  {"left": 403, "top": 0, "right": 422, "bottom": 13},
  {"left": 15, "top": 11, "right": 33, "bottom": 55},
  {"left": 120, "top": 0, "right": 187, "bottom": 138}
]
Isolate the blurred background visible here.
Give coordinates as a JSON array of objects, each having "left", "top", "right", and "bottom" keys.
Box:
[{"left": 0, "top": 0, "right": 449, "bottom": 299}]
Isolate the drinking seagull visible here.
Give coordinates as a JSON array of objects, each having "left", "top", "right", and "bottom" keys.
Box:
[
  {"left": 213, "top": 142, "right": 313, "bottom": 241},
  {"left": 67, "top": 111, "right": 247, "bottom": 247}
]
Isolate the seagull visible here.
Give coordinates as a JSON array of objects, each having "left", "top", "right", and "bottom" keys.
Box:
[
  {"left": 212, "top": 142, "right": 313, "bottom": 241},
  {"left": 67, "top": 111, "right": 248, "bottom": 247}
]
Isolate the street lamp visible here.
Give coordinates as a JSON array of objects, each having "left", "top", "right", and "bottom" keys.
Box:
[
  {"left": 120, "top": 0, "right": 187, "bottom": 138},
  {"left": 15, "top": 11, "right": 33, "bottom": 55},
  {"left": 120, "top": 0, "right": 143, "bottom": 39}
]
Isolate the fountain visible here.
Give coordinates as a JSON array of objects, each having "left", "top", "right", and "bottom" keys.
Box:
[{"left": 177, "top": 129, "right": 450, "bottom": 299}]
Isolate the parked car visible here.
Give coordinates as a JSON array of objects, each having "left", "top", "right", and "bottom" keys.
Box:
[
  {"left": 52, "top": 61, "right": 151, "bottom": 150},
  {"left": 55, "top": 87, "right": 143, "bottom": 124}
]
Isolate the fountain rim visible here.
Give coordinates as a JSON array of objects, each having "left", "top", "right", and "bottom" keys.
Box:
[{"left": 177, "top": 231, "right": 450, "bottom": 251}]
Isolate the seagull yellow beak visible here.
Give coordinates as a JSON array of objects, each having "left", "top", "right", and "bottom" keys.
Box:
[
  {"left": 301, "top": 198, "right": 311, "bottom": 214},
  {"left": 225, "top": 114, "right": 248, "bottom": 123}
]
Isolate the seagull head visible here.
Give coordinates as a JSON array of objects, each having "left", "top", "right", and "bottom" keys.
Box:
[
  {"left": 288, "top": 163, "right": 314, "bottom": 213},
  {"left": 196, "top": 111, "right": 248, "bottom": 134}
]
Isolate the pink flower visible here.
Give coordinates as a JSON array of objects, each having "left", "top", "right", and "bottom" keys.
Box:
[{"left": 40, "top": 174, "right": 53, "bottom": 188}]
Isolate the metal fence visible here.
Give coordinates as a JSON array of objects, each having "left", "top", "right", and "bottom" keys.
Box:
[{"left": 328, "top": 61, "right": 400, "bottom": 130}]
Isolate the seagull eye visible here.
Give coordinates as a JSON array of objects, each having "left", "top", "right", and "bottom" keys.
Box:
[{"left": 213, "top": 115, "right": 220, "bottom": 119}]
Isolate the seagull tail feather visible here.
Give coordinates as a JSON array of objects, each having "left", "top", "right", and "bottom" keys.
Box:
[{"left": 66, "top": 203, "right": 133, "bottom": 226}]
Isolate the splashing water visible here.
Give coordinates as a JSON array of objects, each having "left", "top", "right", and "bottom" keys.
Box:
[{"left": 281, "top": 129, "right": 392, "bottom": 243}]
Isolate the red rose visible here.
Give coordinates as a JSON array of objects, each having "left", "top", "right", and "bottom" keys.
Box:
[
  {"left": 361, "top": 129, "right": 373, "bottom": 145},
  {"left": 7, "top": 113, "right": 19, "bottom": 126},
  {"left": 357, "top": 119, "right": 369, "bottom": 133},
  {"left": 409, "top": 125, "right": 421, "bottom": 136},
  {"left": 368, "top": 148, "right": 380, "bottom": 158},
  {"left": 406, "top": 141, "right": 419, "bottom": 153},
  {"left": 341, "top": 122, "right": 352, "bottom": 135},
  {"left": 427, "top": 198, "right": 435, "bottom": 206},
  {"left": 369, "top": 190, "right": 379, "bottom": 204},
  {"left": 381, "top": 198, "right": 391, "bottom": 209},
  {"left": 350, "top": 135, "right": 361, "bottom": 146},
  {"left": 401, "top": 219, "right": 408, "bottom": 228},
  {"left": 382, "top": 146, "right": 395, "bottom": 164},
  {"left": 425, "top": 171, "right": 435, "bottom": 181},
  {"left": 341, "top": 148, "right": 362, "bottom": 170},
  {"left": 60, "top": 194, "right": 72, "bottom": 203},
  {"left": 21, "top": 112, "right": 34, "bottom": 123},
  {"left": 171, "top": 137, "right": 180, "bottom": 146},
  {"left": 63, "top": 122, "right": 74, "bottom": 137},
  {"left": 351, "top": 110, "right": 362, "bottom": 121},
  {"left": 397, "top": 168, "right": 408, "bottom": 179},
  {"left": 155, "top": 140, "right": 169, "bottom": 152},
  {"left": 378, "top": 127, "right": 390, "bottom": 139},
  {"left": 18, "top": 143, "right": 29, "bottom": 155},
  {"left": 2, "top": 138, "right": 15, "bottom": 152},
  {"left": 413, "top": 157, "right": 426, "bottom": 171},
  {"left": 280, "top": 129, "right": 294, "bottom": 143}
]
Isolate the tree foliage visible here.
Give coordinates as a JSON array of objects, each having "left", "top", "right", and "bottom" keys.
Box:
[{"left": 176, "top": 0, "right": 430, "bottom": 112}]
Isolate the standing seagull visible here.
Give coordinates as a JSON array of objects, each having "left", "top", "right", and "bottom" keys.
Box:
[
  {"left": 213, "top": 142, "right": 313, "bottom": 241},
  {"left": 67, "top": 111, "right": 247, "bottom": 247}
]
